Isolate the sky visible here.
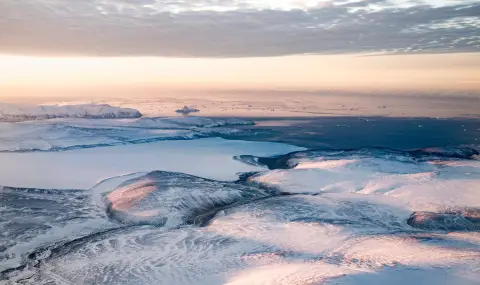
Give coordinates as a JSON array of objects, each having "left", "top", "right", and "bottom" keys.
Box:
[{"left": 1, "top": 0, "right": 480, "bottom": 98}]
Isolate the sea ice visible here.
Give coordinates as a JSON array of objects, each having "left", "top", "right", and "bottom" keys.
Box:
[{"left": 0, "top": 138, "right": 303, "bottom": 189}]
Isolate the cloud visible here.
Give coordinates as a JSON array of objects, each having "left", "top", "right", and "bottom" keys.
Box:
[{"left": 1, "top": 0, "right": 479, "bottom": 57}]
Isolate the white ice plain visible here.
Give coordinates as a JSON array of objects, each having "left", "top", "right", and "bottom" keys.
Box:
[{"left": 0, "top": 110, "right": 479, "bottom": 285}]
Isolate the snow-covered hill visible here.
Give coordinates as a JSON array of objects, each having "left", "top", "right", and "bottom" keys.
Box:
[{"left": 0, "top": 103, "right": 142, "bottom": 121}]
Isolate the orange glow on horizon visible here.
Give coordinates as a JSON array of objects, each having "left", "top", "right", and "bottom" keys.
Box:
[{"left": 1, "top": 53, "right": 479, "bottom": 99}]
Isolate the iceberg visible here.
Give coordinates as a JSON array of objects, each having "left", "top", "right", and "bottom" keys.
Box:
[
  {"left": 175, "top": 106, "right": 200, "bottom": 115},
  {"left": 0, "top": 103, "right": 142, "bottom": 122}
]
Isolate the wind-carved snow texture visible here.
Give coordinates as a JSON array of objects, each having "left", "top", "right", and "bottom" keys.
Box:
[
  {"left": 0, "top": 186, "right": 109, "bottom": 274},
  {"left": 0, "top": 103, "right": 142, "bottom": 122},
  {"left": 0, "top": 116, "right": 260, "bottom": 152},
  {"left": 1, "top": 143, "right": 479, "bottom": 285}
]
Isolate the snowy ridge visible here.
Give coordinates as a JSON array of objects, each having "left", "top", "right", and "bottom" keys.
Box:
[
  {"left": 0, "top": 103, "right": 142, "bottom": 122},
  {"left": 237, "top": 146, "right": 480, "bottom": 233},
  {"left": 104, "top": 171, "right": 269, "bottom": 227},
  {"left": 239, "top": 147, "right": 480, "bottom": 170}
]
